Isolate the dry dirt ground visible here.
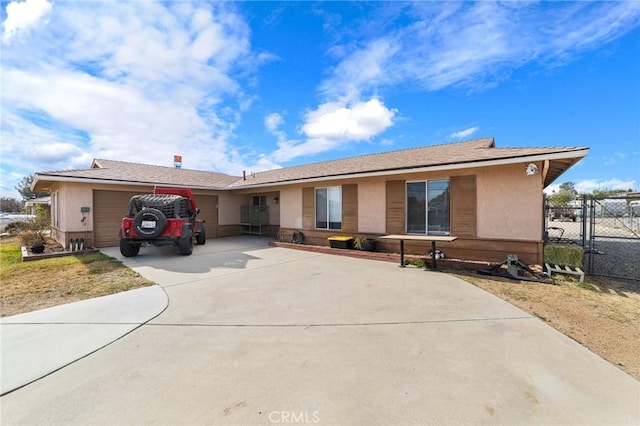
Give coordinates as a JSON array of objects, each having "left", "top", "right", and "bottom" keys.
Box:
[{"left": 449, "top": 269, "right": 640, "bottom": 380}]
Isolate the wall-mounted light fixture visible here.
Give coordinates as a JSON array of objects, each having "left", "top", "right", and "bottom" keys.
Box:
[
  {"left": 526, "top": 163, "right": 538, "bottom": 176},
  {"left": 273, "top": 196, "right": 279, "bottom": 204}
]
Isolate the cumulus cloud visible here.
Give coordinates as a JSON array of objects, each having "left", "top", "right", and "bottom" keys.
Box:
[
  {"left": 1, "top": 1, "right": 261, "bottom": 183},
  {"left": 450, "top": 126, "right": 479, "bottom": 139},
  {"left": 2, "top": 0, "right": 52, "bottom": 45},
  {"left": 27, "top": 143, "right": 84, "bottom": 163},
  {"left": 270, "top": 98, "right": 396, "bottom": 162},
  {"left": 302, "top": 98, "right": 395, "bottom": 140}
]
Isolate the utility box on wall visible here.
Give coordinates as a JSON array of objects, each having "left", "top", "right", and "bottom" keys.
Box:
[{"left": 80, "top": 207, "right": 90, "bottom": 213}]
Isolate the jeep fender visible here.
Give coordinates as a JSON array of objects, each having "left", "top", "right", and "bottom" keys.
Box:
[{"left": 179, "top": 223, "right": 192, "bottom": 240}]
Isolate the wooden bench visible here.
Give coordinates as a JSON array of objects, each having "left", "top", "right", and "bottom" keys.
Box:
[
  {"left": 378, "top": 235, "right": 458, "bottom": 270},
  {"left": 545, "top": 263, "right": 585, "bottom": 283}
]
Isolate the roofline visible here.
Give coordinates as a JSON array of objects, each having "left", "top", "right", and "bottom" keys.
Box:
[
  {"left": 232, "top": 149, "right": 590, "bottom": 189},
  {"left": 32, "top": 175, "right": 228, "bottom": 191},
  {"left": 33, "top": 148, "right": 588, "bottom": 192}
]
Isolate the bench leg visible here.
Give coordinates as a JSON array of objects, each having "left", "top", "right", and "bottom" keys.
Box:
[{"left": 430, "top": 241, "right": 437, "bottom": 270}]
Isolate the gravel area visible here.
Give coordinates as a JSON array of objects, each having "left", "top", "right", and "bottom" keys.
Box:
[
  {"left": 587, "top": 238, "right": 640, "bottom": 281},
  {"left": 546, "top": 217, "right": 640, "bottom": 281}
]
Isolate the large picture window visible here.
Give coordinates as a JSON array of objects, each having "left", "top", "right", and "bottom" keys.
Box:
[
  {"left": 316, "top": 187, "right": 342, "bottom": 230},
  {"left": 407, "top": 180, "right": 450, "bottom": 235}
]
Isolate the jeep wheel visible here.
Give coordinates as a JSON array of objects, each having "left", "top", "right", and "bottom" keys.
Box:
[
  {"left": 178, "top": 230, "right": 193, "bottom": 255},
  {"left": 120, "top": 239, "right": 140, "bottom": 257},
  {"left": 133, "top": 208, "right": 167, "bottom": 238},
  {"left": 196, "top": 224, "right": 206, "bottom": 245}
]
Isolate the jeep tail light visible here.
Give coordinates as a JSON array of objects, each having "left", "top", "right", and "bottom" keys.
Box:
[{"left": 171, "top": 221, "right": 182, "bottom": 236}]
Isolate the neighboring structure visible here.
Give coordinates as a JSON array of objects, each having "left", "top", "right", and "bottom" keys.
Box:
[
  {"left": 32, "top": 138, "right": 588, "bottom": 264},
  {"left": 24, "top": 196, "right": 51, "bottom": 215}
]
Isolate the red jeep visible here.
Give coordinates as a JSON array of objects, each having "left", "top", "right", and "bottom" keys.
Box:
[{"left": 119, "top": 187, "right": 206, "bottom": 257}]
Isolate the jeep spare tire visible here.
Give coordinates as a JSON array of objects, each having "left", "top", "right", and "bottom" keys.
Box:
[{"left": 133, "top": 208, "right": 167, "bottom": 238}]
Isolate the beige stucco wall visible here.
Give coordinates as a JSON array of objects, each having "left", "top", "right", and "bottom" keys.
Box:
[
  {"left": 218, "top": 193, "right": 244, "bottom": 225},
  {"left": 220, "top": 191, "right": 281, "bottom": 226},
  {"left": 266, "top": 192, "right": 281, "bottom": 226},
  {"left": 476, "top": 163, "right": 543, "bottom": 240},
  {"left": 57, "top": 182, "right": 94, "bottom": 233},
  {"left": 48, "top": 160, "right": 544, "bottom": 243},
  {"left": 278, "top": 162, "right": 544, "bottom": 241},
  {"left": 280, "top": 186, "right": 302, "bottom": 229},
  {"left": 357, "top": 178, "right": 386, "bottom": 233}
]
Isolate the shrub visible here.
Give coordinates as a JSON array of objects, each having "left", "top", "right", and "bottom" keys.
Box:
[
  {"left": 544, "top": 244, "right": 584, "bottom": 268},
  {"left": 4, "top": 221, "right": 31, "bottom": 235}
]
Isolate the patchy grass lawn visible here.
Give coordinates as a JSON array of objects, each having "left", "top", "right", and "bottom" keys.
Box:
[
  {"left": 447, "top": 268, "right": 640, "bottom": 380},
  {"left": 0, "top": 237, "right": 154, "bottom": 317}
]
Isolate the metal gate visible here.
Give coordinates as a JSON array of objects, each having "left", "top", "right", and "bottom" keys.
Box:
[{"left": 545, "top": 195, "right": 640, "bottom": 281}]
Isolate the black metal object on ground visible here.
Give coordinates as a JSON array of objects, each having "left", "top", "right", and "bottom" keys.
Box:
[{"left": 478, "top": 254, "right": 553, "bottom": 284}]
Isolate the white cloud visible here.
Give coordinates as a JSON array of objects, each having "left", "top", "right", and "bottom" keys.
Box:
[
  {"left": 28, "top": 143, "right": 84, "bottom": 163},
  {"left": 302, "top": 99, "right": 395, "bottom": 141},
  {"left": 2, "top": 0, "right": 52, "bottom": 45},
  {"left": 1, "top": 1, "right": 263, "bottom": 180},
  {"left": 265, "top": 113, "right": 284, "bottom": 133},
  {"left": 320, "top": 2, "right": 640, "bottom": 98},
  {"left": 450, "top": 126, "right": 479, "bottom": 139},
  {"left": 320, "top": 39, "right": 399, "bottom": 102},
  {"left": 269, "top": 98, "right": 395, "bottom": 162},
  {"left": 264, "top": 112, "right": 287, "bottom": 146}
]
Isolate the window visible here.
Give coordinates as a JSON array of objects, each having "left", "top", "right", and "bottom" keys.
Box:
[
  {"left": 407, "top": 180, "right": 450, "bottom": 235},
  {"left": 53, "top": 190, "right": 59, "bottom": 229},
  {"left": 316, "top": 187, "right": 342, "bottom": 230}
]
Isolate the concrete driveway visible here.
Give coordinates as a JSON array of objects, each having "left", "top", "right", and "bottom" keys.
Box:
[{"left": 1, "top": 236, "right": 638, "bottom": 425}]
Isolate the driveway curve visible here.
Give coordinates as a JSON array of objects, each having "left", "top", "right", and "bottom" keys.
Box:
[
  {"left": 1, "top": 236, "right": 638, "bottom": 425},
  {"left": 0, "top": 285, "right": 168, "bottom": 395}
]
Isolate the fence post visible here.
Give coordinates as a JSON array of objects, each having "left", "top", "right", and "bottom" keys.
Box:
[
  {"left": 587, "top": 198, "right": 596, "bottom": 275},
  {"left": 581, "top": 194, "right": 587, "bottom": 248}
]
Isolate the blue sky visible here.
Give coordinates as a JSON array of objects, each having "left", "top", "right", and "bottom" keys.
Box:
[{"left": 1, "top": 1, "right": 639, "bottom": 199}]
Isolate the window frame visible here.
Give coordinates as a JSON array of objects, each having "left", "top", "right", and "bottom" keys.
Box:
[
  {"left": 53, "top": 190, "right": 60, "bottom": 229},
  {"left": 406, "top": 179, "right": 451, "bottom": 236},
  {"left": 315, "top": 186, "right": 342, "bottom": 230}
]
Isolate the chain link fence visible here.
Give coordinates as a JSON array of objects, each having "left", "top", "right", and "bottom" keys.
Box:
[{"left": 545, "top": 196, "right": 640, "bottom": 281}]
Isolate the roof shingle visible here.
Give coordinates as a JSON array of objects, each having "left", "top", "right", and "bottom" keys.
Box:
[{"left": 34, "top": 137, "right": 587, "bottom": 190}]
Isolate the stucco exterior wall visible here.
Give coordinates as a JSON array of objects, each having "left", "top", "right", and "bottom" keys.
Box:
[
  {"left": 476, "top": 163, "right": 543, "bottom": 240},
  {"left": 220, "top": 191, "right": 281, "bottom": 226},
  {"left": 58, "top": 182, "right": 94, "bottom": 233},
  {"left": 280, "top": 186, "right": 302, "bottom": 229},
  {"left": 357, "top": 178, "right": 386, "bottom": 233},
  {"left": 277, "top": 162, "right": 544, "bottom": 241},
  {"left": 46, "top": 159, "right": 545, "bottom": 248},
  {"left": 218, "top": 193, "right": 245, "bottom": 225}
]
